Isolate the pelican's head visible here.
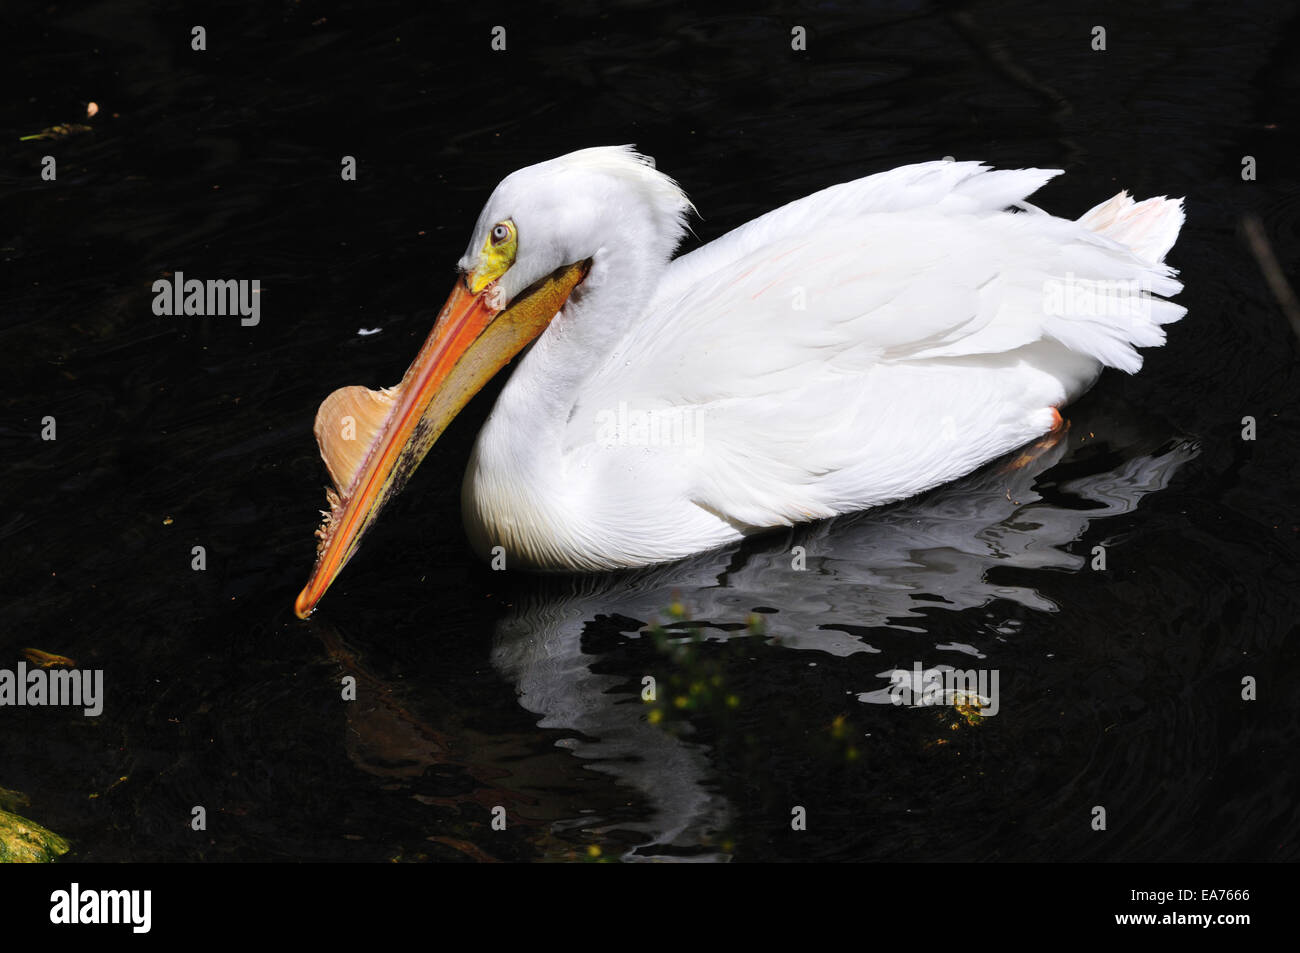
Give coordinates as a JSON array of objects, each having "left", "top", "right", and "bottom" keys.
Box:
[
  {"left": 456, "top": 145, "right": 692, "bottom": 305},
  {"left": 293, "top": 146, "right": 691, "bottom": 617}
]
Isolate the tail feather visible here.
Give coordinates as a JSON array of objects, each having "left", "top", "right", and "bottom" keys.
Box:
[
  {"left": 1079, "top": 191, "right": 1185, "bottom": 264},
  {"left": 1032, "top": 189, "right": 1188, "bottom": 375}
]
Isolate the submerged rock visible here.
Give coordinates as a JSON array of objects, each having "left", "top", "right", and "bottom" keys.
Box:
[{"left": 0, "top": 797, "right": 70, "bottom": 863}]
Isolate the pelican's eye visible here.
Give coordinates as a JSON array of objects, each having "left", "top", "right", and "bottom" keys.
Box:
[{"left": 469, "top": 219, "right": 518, "bottom": 294}]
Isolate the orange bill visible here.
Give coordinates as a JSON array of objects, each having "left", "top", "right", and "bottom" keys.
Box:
[{"left": 294, "top": 261, "right": 589, "bottom": 618}]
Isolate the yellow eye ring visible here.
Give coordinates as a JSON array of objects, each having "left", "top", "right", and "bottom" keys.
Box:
[{"left": 468, "top": 219, "right": 518, "bottom": 294}]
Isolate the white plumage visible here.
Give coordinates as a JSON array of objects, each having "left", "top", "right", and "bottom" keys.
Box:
[{"left": 458, "top": 147, "right": 1185, "bottom": 571}]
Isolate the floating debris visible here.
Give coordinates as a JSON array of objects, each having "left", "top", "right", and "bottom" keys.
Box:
[
  {"left": 21, "top": 648, "right": 76, "bottom": 669},
  {"left": 19, "top": 124, "right": 93, "bottom": 142},
  {"left": 87, "top": 776, "right": 128, "bottom": 800}
]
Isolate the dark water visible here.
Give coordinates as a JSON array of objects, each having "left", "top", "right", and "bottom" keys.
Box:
[{"left": 3, "top": 0, "right": 1298, "bottom": 862}]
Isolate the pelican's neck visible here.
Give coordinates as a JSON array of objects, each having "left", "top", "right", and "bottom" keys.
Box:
[
  {"left": 463, "top": 240, "right": 666, "bottom": 562},
  {"left": 489, "top": 240, "right": 665, "bottom": 443}
]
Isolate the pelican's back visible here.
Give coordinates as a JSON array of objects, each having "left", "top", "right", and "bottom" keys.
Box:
[{"left": 573, "top": 161, "right": 1185, "bottom": 535}]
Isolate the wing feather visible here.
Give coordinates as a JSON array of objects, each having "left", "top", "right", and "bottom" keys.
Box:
[{"left": 570, "top": 162, "right": 1184, "bottom": 531}]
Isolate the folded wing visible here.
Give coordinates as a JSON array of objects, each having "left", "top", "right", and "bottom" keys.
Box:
[{"left": 572, "top": 161, "right": 1185, "bottom": 530}]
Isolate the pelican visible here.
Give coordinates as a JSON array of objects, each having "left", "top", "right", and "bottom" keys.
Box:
[{"left": 294, "top": 146, "right": 1184, "bottom": 617}]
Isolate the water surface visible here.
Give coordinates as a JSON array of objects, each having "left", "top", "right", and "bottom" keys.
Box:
[{"left": 2, "top": 0, "right": 1298, "bottom": 861}]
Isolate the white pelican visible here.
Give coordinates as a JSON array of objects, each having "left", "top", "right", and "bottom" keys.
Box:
[{"left": 294, "top": 146, "right": 1184, "bottom": 617}]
